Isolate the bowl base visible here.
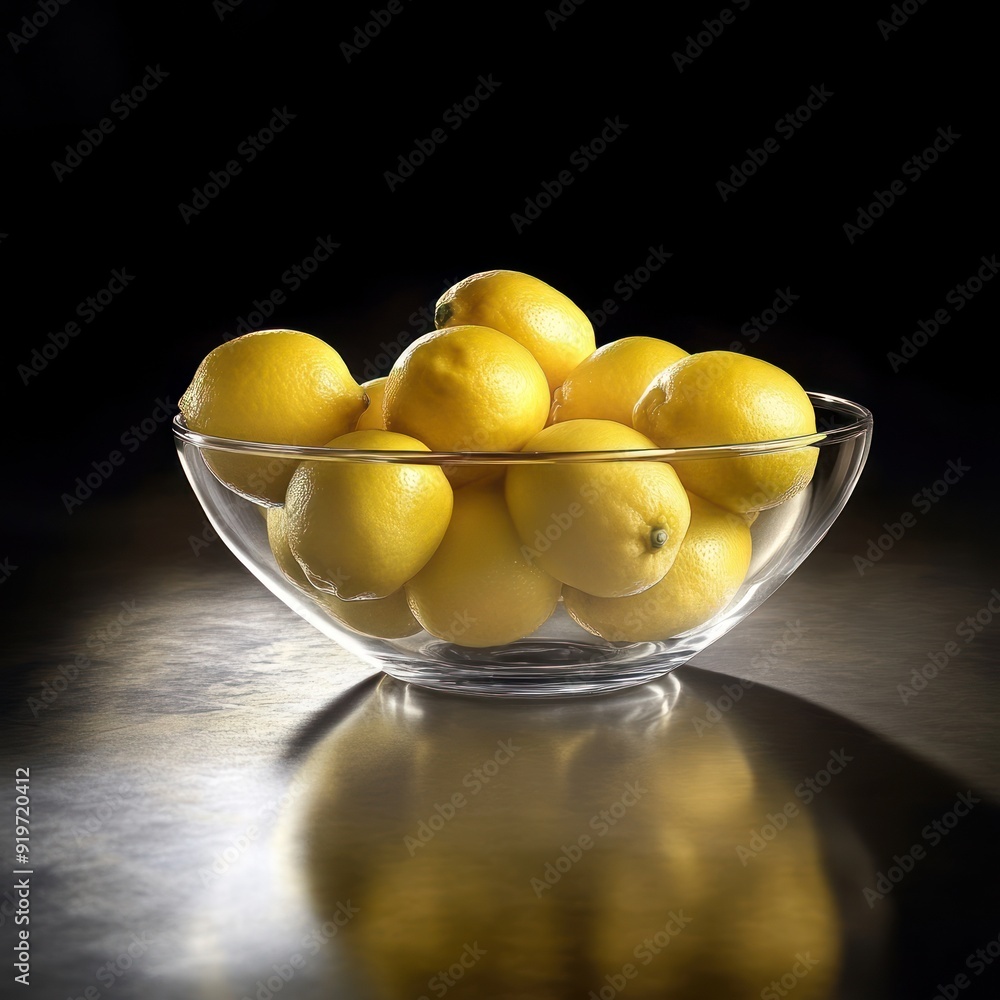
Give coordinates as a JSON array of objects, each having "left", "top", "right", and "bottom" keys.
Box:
[{"left": 378, "top": 638, "right": 692, "bottom": 698}]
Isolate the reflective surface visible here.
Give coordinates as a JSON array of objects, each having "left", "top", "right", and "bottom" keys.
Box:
[{"left": 3, "top": 477, "right": 1000, "bottom": 998}]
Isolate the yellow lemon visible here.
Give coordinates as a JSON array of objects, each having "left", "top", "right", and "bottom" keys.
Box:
[
  {"left": 434, "top": 270, "right": 596, "bottom": 393},
  {"left": 266, "top": 504, "right": 314, "bottom": 591},
  {"left": 179, "top": 329, "right": 365, "bottom": 505},
  {"left": 564, "top": 492, "right": 752, "bottom": 641},
  {"left": 550, "top": 335, "right": 689, "bottom": 426},
  {"left": 356, "top": 377, "right": 388, "bottom": 431},
  {"left": 633, "top": 350, "right": 819, "bottom": 514},
  {"left": 383, "top": 325, "right": 549, "bottom": 488},
  {"left": 284, "top": 429, "right": 453, "bottom": 600},
  {"left": 405, "top": 480, "right": 562, "bottom": 647},
  {"left": 266, "top": 506, "right": 420, "bottom": 639},
  {"left": 314, "top": 588, "right": 421, "bottom": 640},
  {"left": 504, "top": 419, "right": 691, "bottom": 598}
]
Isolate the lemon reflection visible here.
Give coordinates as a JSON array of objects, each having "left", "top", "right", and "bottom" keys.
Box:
[{"left": 296, "top": 676, "right": 841, "bottom": 999}]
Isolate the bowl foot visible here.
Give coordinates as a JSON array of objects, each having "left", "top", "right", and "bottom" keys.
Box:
[{"left": 378, "top": 638, "right": 691, "bottom": 698}]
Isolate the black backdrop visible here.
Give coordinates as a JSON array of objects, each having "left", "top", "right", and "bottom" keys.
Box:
[{"left": 2, "top": 0, "right": 996, "bottom": 559}]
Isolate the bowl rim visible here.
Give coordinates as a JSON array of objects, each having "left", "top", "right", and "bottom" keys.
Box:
[{"left": 171, "top": 391, "right": 872, "bottom": 465}]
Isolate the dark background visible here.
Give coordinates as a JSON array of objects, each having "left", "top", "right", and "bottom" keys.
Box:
[
  {"left": 2, "top": 8, "right": 999, "bottom": 998},
  {"left": 1, "top": 0, "right": 995, "bottom": 585}
]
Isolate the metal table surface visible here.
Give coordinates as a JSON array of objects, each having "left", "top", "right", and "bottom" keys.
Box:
[{"left": 3, "top": 471, "right": 999, "bottom": 1000}]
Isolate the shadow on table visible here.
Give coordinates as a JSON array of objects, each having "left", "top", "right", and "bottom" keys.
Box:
[{"left": 284, "top": 666, "right": 1000, "bottom": 1000}]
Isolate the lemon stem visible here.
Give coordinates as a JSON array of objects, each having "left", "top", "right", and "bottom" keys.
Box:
[
  {"left": 651, "top": 527, "right": 668, "bottom": 550},
  {"left": 434, "top": 302, "right": 453, "bottom": 326}
]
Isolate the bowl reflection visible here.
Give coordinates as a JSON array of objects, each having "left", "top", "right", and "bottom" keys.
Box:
[{"left": 293, "top": 675, "right": 857, "bottom": 999}]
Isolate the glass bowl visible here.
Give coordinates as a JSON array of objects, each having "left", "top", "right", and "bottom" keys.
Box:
[{"left": 173, "top": 392, "right": 872, "bottom": 698}]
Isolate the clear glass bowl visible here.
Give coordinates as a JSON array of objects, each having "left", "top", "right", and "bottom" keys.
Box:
[{"left": 173, "top": 392, "right": 872, "bottom": 697}]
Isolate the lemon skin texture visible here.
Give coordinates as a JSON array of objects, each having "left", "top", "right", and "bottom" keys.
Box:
[
  {"left": 179, "top": 329, "right": 365, "bottom": 505},
  {"left": 550, "top": 335, "right": 689, "bottom": 426},
  {"left": 405, "top": 480, "right": 562, "bottom": 647},
  {"left": 564, "top": 492, "right": 753, "bottom": 641},
  {"left": 383, "top": 325, "right": 550, "bottom": 453},
  {"left": 267, "top": 506, "right": 420, "bottom": 639},
  {"left": 435, "top": 270, "right": 596, "bottom": 394},
  {"left": 284, "top": 429, "right": 453, "bottom": 601},
  {"left": 504, "top": 419, "right": 691, "bottom": 599},
  {"left": 633, "top": 351, "right": 818, "bottom": 514}
]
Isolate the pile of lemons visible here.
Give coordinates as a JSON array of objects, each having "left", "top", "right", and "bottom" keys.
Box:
[{"left": 179, "top": 270, "right": 818, "bottom": 647}]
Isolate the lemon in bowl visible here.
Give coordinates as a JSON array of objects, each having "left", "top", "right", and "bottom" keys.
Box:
[
  {"left": 174, "top": 305, "right": 871, "bottom": 697},
  {"left": 178, "top": 329, "right": 366, "bottom": 505},
  {"left": 174, "top": 391, "right": 870, "bottom": 697}
]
